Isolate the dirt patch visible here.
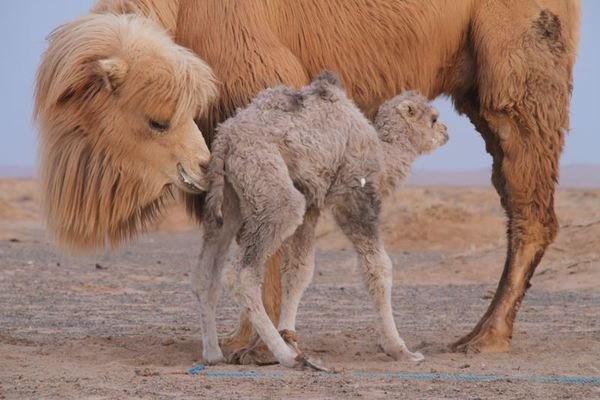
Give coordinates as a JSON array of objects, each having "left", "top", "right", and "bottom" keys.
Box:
[{"left": 1, "top": 179, "right": 599, "bottom": 399}]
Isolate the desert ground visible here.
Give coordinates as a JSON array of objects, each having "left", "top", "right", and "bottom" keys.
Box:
[{"left": 0, "top": 178, "right": 599, "bottom": 399}]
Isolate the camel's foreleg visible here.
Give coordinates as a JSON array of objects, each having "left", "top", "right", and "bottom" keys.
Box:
[
  {"left": 333, "top": 189, "right": 423, "bottom": 361},
  {"left": 449, "top": 4, "right": 577, "bottom": 352}
]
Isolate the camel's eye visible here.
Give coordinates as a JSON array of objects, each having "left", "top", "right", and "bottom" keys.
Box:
[
  {"left": 430, "top": 113, "right": 439, "bottom": 127},
  {"left": 148, "top": 119, "right": 170, "bottom": 133}
]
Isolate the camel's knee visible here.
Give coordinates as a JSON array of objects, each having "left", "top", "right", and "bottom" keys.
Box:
[
  {"left": 194, "top": 240, "right": 225, "bottom": 295},
  {"left": 478, "top": 109, "right": 561, "bottom": 237},
  {"left": 511, "top": 208, "right": 558, "bottom": 250},
  {"left": 223, "top": 260, "right": 263, "bottom": 308},
  {"left": 361, "top": 250, "right": 393, "bottom": 294}
]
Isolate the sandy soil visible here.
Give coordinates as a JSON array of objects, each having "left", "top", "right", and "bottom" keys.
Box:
[{"left": 1, "top": 179, "right": 599, "bottom": 399}]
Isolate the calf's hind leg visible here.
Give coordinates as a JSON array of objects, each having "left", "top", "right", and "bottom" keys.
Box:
[
  {"left": 224, "top": 151, "right": 307, "bottom": 367},
  {"left": 193, "top": 185, "right": 242, "bottom": 364},
  {"left": 278, "top": 207, "right": 320, "bottom": 344},
  {"left": 332, "top": 192, "right": 423, "bottom": 362}
]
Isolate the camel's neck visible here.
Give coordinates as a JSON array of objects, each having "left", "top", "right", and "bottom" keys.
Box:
[{"left": 377, "top": 124, "right": 419, "bottom": 193}]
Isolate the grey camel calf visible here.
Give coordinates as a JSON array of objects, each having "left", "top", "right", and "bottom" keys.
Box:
[{"left": 194, "top": 71, "right": 448, "bottom": 368}]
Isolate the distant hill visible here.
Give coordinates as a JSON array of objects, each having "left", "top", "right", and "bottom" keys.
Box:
[
  {"left": 1, "top": 164, "right": 598, "bottom": 188},
  {"left": 407, "top": 164, "right": 600, "bottom": 188},
  {"left": 0, "top": 165, "right": 35, "bottom": 178}
]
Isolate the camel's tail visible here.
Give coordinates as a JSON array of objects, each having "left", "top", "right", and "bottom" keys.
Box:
[{"left": 204, "top": 136, "right": 229, "bottom": 228}]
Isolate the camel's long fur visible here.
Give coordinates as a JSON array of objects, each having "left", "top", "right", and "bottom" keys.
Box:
[
  {"left": 92, "top": 0, "right": 179, "bottom": 35},
  {"left": 34, "top": 13, "right": 217, "bottom": 250},
  {"left": 196, "top": 73, "right": 446, "bottom": 366},
  {"left": 35, "top": 0, "right": 580, "bottom": 358},
  {"left": 173, "top": 0, "right": 581, "bottom": 356}
]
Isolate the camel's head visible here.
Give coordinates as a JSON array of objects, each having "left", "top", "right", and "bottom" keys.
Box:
[
  {"left": 375, "top": 91, "right": 448, "bottom": 154},
  {"left": 34, "top": 13, "right": 218, "bottom": 250}
]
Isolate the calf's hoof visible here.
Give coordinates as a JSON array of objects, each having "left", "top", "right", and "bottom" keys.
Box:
[
  {"left": 382, "top": 342, "right": 424, "bottom": 362},
  {"left": 202, "top": 348, "right": 225, "bottom": 365}
]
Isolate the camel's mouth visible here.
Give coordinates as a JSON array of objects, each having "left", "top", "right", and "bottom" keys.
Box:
[{"left": 176, "top": 163, "right": 206, "bottom": 194}]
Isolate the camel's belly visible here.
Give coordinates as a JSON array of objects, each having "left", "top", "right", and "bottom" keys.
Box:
[{"left": 267, "top": 0, "right": 474, "bottom": 112}]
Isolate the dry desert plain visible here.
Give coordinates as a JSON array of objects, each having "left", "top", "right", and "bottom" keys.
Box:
[{"left": 0, "top": 177, "right": 599, "bottom": 399}]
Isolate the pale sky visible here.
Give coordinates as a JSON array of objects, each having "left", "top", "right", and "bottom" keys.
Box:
[{"left": 0, "top": 1, "right": 598, "bottom": 172}]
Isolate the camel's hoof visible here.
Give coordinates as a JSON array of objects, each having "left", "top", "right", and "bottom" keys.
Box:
[
  {"left": 202, "top": 355, "right": 225, "bottom": 365},
  {"left": 281, "top": 330, "right": 331, "bottom": 372},
  {"left": 298, "top": 355, "right": 331, "bottom": 372},
  {"left": 219, "top": 336, "right": 247, "bottom": 353},
  {"left": 227, "top": 340, "right": 278, "bottom": 365},
  {"left": 382, "top": 344, "right": 425, "bottom": 362},
  {"left": 450, "top": 327, "right": 511, "bottom": 354}
]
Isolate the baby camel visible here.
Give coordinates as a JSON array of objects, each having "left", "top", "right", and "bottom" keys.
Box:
[{"left": 196, "top": 72, "right": 448, "bottom": 367}]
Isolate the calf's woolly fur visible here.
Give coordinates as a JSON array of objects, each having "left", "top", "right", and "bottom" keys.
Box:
[{"left": 194, "top": 72, "right": 447, "bottom": 366}]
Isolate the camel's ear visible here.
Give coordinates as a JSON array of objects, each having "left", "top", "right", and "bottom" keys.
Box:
[
  {"left": 397, "top": 99, "right": 415, "bottom": 117},
  {"left": 94, "top": 58, "right": 128, "bottom": 92}
]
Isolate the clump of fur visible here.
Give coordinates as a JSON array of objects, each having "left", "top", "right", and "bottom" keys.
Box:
[
  {"left": 34, "top": 13, "right": 218, "bottom": 251},
  {"left": 194, "top": 72, "right": 448, "bottom": 367}
]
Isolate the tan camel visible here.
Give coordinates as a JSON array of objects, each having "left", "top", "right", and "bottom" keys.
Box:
[
  {"left": 34, "top": 12, "right": 217, "bottom": 250},
  {"left": 36, "top": 0, "right": 581, "bottom": 362}
]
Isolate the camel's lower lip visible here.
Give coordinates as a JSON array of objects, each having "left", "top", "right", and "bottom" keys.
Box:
[{"left": 177, "top": 163, "right": 205, "bottom": 193}]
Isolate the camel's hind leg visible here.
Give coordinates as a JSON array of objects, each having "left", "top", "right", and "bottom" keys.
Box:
[
  {"left": 178, "top": 2, "right": 310, "bottom": 365},
  {"left": 332, "top": 190, "right": 423, "bottom": 362},
  {"left": 450, "top": 99, "right": 562, "bottom": 353},
  {"left": 193, "top": 185, "right": 242, "bottom": 364},
  {"left": 223, "top": 149, "right": 307, "bottom": 367},
  {"left": 219, "top": 250, "right": 282, "bottom": 365},
  {"left": 278, "top": 207, "right": 320, "bottom": 338},
  {"left": 450, "top": 4, "right": 578, "bottom": 353},
  {"left": 225, "top": 251, "right": 301, "bottom": 367}
]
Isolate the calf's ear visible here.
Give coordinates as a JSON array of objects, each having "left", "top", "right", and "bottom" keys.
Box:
[{"left": 396, "top": 99, "right": 415, "bottom": 117}]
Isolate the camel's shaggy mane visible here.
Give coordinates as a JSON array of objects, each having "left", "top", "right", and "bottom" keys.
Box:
[{"left": 34, "top": 13, "right": 217, "bottom": 251}]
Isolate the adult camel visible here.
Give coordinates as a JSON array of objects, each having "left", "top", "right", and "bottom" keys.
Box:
[{"left": 39, "top": 0, "right": 581, "bottom": 363}]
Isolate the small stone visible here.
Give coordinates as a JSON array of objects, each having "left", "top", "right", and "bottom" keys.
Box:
[
  {"left": 458, "top": 363, "right": 470, "bottom": 369},
  {"left": 135, "top": 368, "right": 159, "bottom": 377},
  {"left": 8, "top": 238, "right": 20, "bottom": 243},
  {"left": 161, "top": 338, "right": 175, "bottom": 346},
  {"left": 95, "top": 263, "right": 106, "bottom": 270}
]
